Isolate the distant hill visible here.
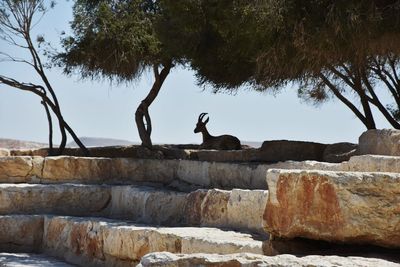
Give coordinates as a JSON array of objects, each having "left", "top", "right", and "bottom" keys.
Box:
[
  {"left": 67, "top": 137, "right": 137, "bottom": 148},
  {"left": 0, "top": 138, "right": 47, "bottom": 149}
]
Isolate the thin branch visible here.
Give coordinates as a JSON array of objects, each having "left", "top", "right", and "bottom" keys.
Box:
[
  {"left": 369, "top": 64, "right": 400, "bottom": 107},
  {"left": 319, "top": 72, "right": 368, "bottom": 127},
  {"left": 0, "top": 52, "right": 34, "bottom": 67},
  {"left": 361, "top": 69, "right": 400, "bottom": 128}
]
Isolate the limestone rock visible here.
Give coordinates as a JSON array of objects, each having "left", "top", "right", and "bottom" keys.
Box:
[
  {"left": 0, "top": 253, "right": 74, "bottom": 267},
  {"left": 265, "top": 169, "right": 400, "bottom": 248},
  {"left": 0, "top": 184, "right": 111, "bottom": 216},
  {"left": 110, "top": 186, "right": 186, "bottom": 225},
  {"left": 359, "top": 129, "right": 400, "bottom": 156},
  {"left": 0, "top": 157, "right": 39, "bottom": 182},
  {"left": 112, "top": 158, "right": 176, "bottom": 184},
  {"left": 193, "top": 148, "right": 260, "bottom": 162},
  {"left": 260, "top": 140, "right": 327, "bottom": 162},
  {"left": 184, "top": 189, "right": 268, "bottom": 233},
  {"left": 345, "top": 155, "right": 400, "bottom": 173},
  {"left": 43, "top": 216, "right": 263, "bottom": 266},
  {"left": 0, "top": 215, "right": 43, "bottom": 253},
  {"left": 10, "top": 148, "right": 48, "bottom": 157},
  {"left": 42, "top": 156, "right": 113, "bottom": 182},
  {"left": 227, "top": 189, "right": 269, "bottom": 234},
  {"left": 0, "top": 149, "right": 9, "bottom": 156},
  {"left": 323, "top": 142, "right": 358, "bottom": 163},
  {"left": 0, "top": 182, "right": 267, "bottom": 233},
  {"left": 138, "top": 252, "right": 400, "bottom": 267}
]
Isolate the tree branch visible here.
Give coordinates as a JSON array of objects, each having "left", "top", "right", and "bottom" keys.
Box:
[{"left": 319, "top": 72, "right": 369, "bottom": 128}]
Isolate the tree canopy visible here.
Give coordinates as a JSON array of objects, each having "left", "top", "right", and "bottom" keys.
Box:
[
  {"left": 61, "top": 0, "right": 400, "bottom": 141},
  {"left": 161, "top": 0, "right": 400, "bottom": 129}
]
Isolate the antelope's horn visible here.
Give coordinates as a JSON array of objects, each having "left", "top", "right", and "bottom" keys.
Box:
[{"left": 198, "top": 113, "right": 208, "bottom": 121}]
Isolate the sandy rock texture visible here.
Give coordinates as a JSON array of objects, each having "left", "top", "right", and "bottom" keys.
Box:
[
  {"left": 359, "top": 129, "right": 400, "bottom": 156},
  {"left": 323, "top": 142, "right": 358, "bottom": 163},
  {"left": 1, "top": 155, "right": 400, "bottom": 189},
  {"left": 0, "top": 156, "right": 42, "bottom": 183},
  {"left": 0, "top": 149, "right": 9, "bottom": 157},
  {"left": 42, "top": 216, "right": 263, "bottom": 267},
  {"left": 0, "top": 184, "right": 111, "bottom": 216},
  {"left": 344, "top": 155, "right": 400, "bottom": 172},
  {"left": 110, "top": 186, "right": 269, "bottom": 233},
  {"left": 0, "top": 253, "right": 74, "bottom": 267},
  {"left": 0, "top": 183, "right": 268, "bottom": 233},
  {"left": 138, "top": 252, "right": 400, "bottom": 267},
  {"left": 265, "top": 169, "right": 400, "bottom": 248},
  {"left": 0, "top": 215, "right": 43, "bottom": 253}
]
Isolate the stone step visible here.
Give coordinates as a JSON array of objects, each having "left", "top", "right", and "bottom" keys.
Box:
[
  {"left": 0, "top": 253, "right": 74, "bottom": 267},
  {"left": 0, "top": 184, "right": 268, "bottom": 234},
  {"left": 138, "top": 252, "right": 400, "bottom": 267},
  {"left": 1, "top": 155, "right": 399, "bottom": 189},
  {"left": 265, "top": 169, "right": 400, "bottom": 249},
  {"left": 0, "top": 215, "right": 265, "bottom": 267}
]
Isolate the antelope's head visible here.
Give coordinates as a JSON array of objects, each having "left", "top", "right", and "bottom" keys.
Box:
[{"left": 194, "top": 113, "right": 209, "bottom": 133}]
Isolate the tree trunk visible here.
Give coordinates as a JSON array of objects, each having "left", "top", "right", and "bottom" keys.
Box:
[
  {"left": 361, "top": 69, "right": 400, "bottom": 129},
  {"left": 41, "top": 99, "right": 55, "bottom": 156},
  {"left": 353, "top": 70, "right": 377, "bottom": 130},
  {"left": 326, "top": 66, "right": 377, "bottom": 130},
  {"left": 63, "top": 120, "right": 90, "bottom": 156},
  {"left": 135, "top": 62, "right": 172, "bottom": 149}
]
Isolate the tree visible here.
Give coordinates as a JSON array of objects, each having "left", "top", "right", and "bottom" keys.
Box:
[
  {"left": 161, "top": 0, "right": 400, "bottom": 130},
  {"left": 252, "top": 0, "right": 400, "bottom": 130},
  {"left": 58, "top": 0, "right": 175, "bottom": 149},
  {"left": 0, "top": 0, "right": 88, "bottom": 155}
]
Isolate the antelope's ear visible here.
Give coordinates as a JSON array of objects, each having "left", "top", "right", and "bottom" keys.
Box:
[{"left": 204, "top": 117, "right": 209, "bottom": 124}]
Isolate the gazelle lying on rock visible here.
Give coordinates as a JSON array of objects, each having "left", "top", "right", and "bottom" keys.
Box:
[{"left": 194, "top": 113, "right": 241, "bottom": 150}]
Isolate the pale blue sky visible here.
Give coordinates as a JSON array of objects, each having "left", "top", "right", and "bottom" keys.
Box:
[{"left": 0, "top": 1, "right": 392, "bottom": 145}]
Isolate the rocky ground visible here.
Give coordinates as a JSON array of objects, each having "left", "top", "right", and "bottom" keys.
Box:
[{"left": 0, "top": 129, "right": 398, "bottom": 266}]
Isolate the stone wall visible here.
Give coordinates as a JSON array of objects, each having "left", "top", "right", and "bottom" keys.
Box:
[{"left": 9, "top": 141, "right": 358, "bottom": 163}]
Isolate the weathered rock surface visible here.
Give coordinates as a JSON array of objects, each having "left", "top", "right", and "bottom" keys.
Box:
[
  {"left": 260, "top": 140, "right": 327, "bottom": 162},
  {"left": 0, "top": 183, "right": 267, "bottom": 233},
  {"left": 0, "top": 184, "right": 111, "bottom": 216},
  {"left": 265, "top": 169, "right": 400, "bottom": 248},
  {"left": 112, "top": 186, "right": 269, "bottom": 232},
  {"left": 1, "top": 155, "right": 400, "bottom": 189},
  {"left": 192, "top": 148, "right": 260, "bottom": 162},
  {"left": 42, "top": 216, "right": 263, "bottom": 267},
  {"left": 323, "top": 142, "right": 358, "bottom": 163},
  {"left": 0, "top": 157, "right": 42, "bottom": 183},
  {"left": 185, "top": 189, "right": 268, "bottom": 233},
  {"left": 344, "top": 155, "right": 400, "bottom": 172},
  {"left": 110, "top": 186, "right": 187, "bottom": 226},
  {"left": 9, "top": 142, "right": 354, "bottom": 163},
  {"left": 0, "top": 215, "right": 43, "bottom": 253},
  {"left": 42, "top": 156, "right": 112, "bottom": 182},
  {"left": 0, "top": 149, "right": 9, "bottom": 157},
  {"left": 0, "top": 156, "right": 343, "bottom": 188},
  {"left": 359, "top": 129, "right": 400, "bottom": 156},
  {"left": 0, "top": 253, "right": 74, "bottom": 267},
  {"left": 138, "top": 252, "right": 400, "bottom": 267},
  {"left": 112, "top": 158, "right": 176, "bottom": 184}
]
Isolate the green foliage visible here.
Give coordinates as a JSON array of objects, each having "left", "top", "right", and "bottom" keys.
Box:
[
  {"left": 157, "top": 0, "right": 271, "bottom": 91},
  {"left": 255, "top": 0, "right": 400, "bottom": 83},
  {"left": 58, "top": 0, "right": 164, "bottom": 82}
]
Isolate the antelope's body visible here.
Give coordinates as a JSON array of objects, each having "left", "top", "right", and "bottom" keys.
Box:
[{"left": 194, "top": 113, "right": 241, "bottom": 150}]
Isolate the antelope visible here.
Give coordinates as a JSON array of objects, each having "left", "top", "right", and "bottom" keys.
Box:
[{"left": 194, "top": 113, "right": 241, "bottom": 150}]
